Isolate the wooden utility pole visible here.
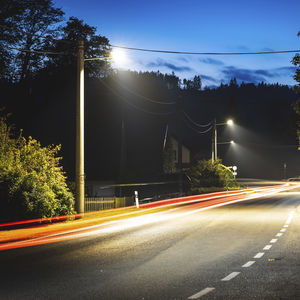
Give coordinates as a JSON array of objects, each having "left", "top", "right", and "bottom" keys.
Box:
[
  {"left": 177, "top": 96, "right": 183, "bottom": 195},
  {"left": 75, "top": 37, "right": 85, "bottom": 214}
]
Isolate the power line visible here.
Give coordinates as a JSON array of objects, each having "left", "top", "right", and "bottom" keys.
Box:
[
  {"left": 2, "top": 25, "right": 299, "bottom": 57},
  {"left": 6, "top": 46, "right": 67, "bottom": 56},
  {"left": 183, "top": 111, "right": 212, "bottom": 127},
  {"left": 99, "top": 78, "right": 176, "bottom": 116},
  {"left": 182, "top": 117, "right": 213, "bottom": 134},
  {"left": 111, "top": 45, "right": 300, "bottom": 55},
  {"left": 109, "top": 75, "right": 176, "bottom": 105}
]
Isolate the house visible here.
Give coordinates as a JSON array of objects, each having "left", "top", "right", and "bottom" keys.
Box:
[{"left": 170, "top": 136, "right": 191, "bottom": 170}]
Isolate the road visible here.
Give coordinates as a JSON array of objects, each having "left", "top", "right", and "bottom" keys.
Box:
[{"left": 0, "top": 187, "right": 299, "bottom": 299}]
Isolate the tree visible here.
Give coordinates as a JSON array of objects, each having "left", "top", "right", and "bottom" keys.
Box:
[
  {"left": 0, "top": 0, "right": 24, "bottom": 80},
  {"left": 46, "top": 17, "right": 111, "bottom": 78},
  {"left": 292, "top": 31, "right": 300, "bottom": 149},
  {"left": 0, "top": 116, "right": 74, "bottom": 222},
  {"left": 0, "top": 0, "right": 64, "bottom": 81},
  {"left": 193, "top": 75, "right": 202, "bottom": 90},
  {"left": 182, "top": 75, "right": 202, "bottom": 90}
]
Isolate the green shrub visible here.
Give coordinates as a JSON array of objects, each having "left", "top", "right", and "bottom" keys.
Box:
[
  {"left": 187, "top": 158, "right": 239, "bottom": 193},
  {"left": 0, "top": 117, "right": 74, "bottom": 222}
]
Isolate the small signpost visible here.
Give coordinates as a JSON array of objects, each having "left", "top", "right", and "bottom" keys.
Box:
[{"left": 134, "top": 191, "right": 139, "bottom": 208}]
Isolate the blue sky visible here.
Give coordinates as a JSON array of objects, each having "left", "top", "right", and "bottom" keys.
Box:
[{"left": 54, "top": 0, "right": 300, "bottom": 87}]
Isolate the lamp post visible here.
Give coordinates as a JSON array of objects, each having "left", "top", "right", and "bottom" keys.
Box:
[
  {"left": 212, "top": 119, "right": 234, "bottom": 162},
  {"left": 75, "top": 42, "right": 126, "bottom": 215},
  {"left": 75, "top": 37, "right": 85, "bottom": 215}
]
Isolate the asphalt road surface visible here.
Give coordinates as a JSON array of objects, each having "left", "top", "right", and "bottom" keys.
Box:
[{"left": 0, "top": 189, "right": 299, "bottom": 299}]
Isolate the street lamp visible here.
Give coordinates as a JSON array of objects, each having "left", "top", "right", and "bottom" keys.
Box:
[
  {"left": 227, "top": 119, "right": 234, "bottom": 126},
  {"left": 76, "top": 40, "right": 125, "bottom": 215},
  {"left": 212, "top": 118, "right": 234, "bottom": 162}
]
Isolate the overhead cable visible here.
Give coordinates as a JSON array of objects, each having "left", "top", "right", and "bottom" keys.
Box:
[
  {"left": 111, "top": 45, "right": 300, "bottom": 55},
  {"left": 1, "top": 25, "right": 299, "bottom": 57},
  {"left": 183, "top": 111, "right": 211, "bottom": 127},
  {"left": 6, "top": 46, "right": 67, "bottom": 56},
  {"left": 99, "top": 78, "right": 175, "bottom": 116},
  {"left": 109, "top": 75, "right": 176, "bottom": 105},
  {"left": 183, "top": 118, "right": 213, "bottom": 134}
]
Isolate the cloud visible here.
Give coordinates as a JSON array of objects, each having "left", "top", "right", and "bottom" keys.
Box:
[
  {"left": 200, "top": 58, "right": 224, "bottom": 66},
  {"left": 200, "top": 74, "right": 217, "bottom": 83},
  {"left": 273, "top": 66, "right": 297, "bottom": 74},
  {"left": 236, "top": 45, "right": 250, "bottom": 51},
  {"left": 261, "top": 47, "right": 274, "bottom": 52},
  {"left": 177, "top": 56, "right": 190, "bottom": 62},
  {"left": 221, "top": 66, "right": 267, "bottom": 83},
  {"left": 221, "top": 66, "right": 297, "bottom": 84},
  {"left": 147, "top": 58, "right": 193, "bottom": 72}
]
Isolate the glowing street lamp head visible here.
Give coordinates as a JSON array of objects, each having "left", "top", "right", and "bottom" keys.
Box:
[
  {"left": 227, "top": 119, "right": 234, "bottom": 126},
  {"left": 230, "top": 140, "right": 235, "bottom": 144},
  {"left": 111, "top": 48, "right": 128, "bottom": 68}
]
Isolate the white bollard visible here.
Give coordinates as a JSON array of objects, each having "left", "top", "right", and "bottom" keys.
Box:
[{"left": 134, "top": 190, "right": 139, "bottom": 208}]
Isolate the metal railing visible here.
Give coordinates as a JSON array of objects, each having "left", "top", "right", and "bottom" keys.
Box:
[
  {"left": 85, "top": 197, "right": 115, "bottom": 212},
  {"left": 84, "top": 197, "right": 134, "bottom": 212}
]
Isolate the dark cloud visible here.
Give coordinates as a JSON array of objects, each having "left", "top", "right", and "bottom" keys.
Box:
[
  {"left": 200, "top": 74, "right": 217, "bottom": 83},
  {"left": 177, "top": 56, "right": 189, "bottom": 62},
  {"left": 254, "top": 69, "right": 275, "bottom": 77},
  {"left": 261, "top": 47, "right": 274, "bottom": 52},
  {"left": 236, "top": 45, "right": 250, "bottom": 51},
  {"left": 222, "top": 66, "right": 267, "bottom": 83},
  {"left": 147, "top": 59, "right": 193, "bottom": 72},
  {"left": 200, "top": 58, "right": 224, "bottom": 66},
  {"left": 221, "top": 66, "right": 297, "bottom": 84},
  {"left": 273, "top": 66, "right": 297, "bottom": 74}
]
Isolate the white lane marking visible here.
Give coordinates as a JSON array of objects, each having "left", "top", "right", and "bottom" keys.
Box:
[
  {"left": 188, "top": 287, "right": 215, "bottom": 299},
  {"left": 280, "top": 228, "right": 286, "bottom": 232},
  {"left": 263, "top": 245, "right": 272, "bottom": 250},
  {"left": 284, "top": 224, "right": 289, "bottom": 228},
  {"left": 276, "top": 233, "right": 283, "bottom": 237},
  {"left": 221, "top": 272, "right": 240, "bottom": 281},
  {"left": 242, "top": 261, "right": 256, "bottom": 268},
  {"left": 286, "top": 211, "right": 295, "bottom": 224},
  {"left": 254, "top": 252, "right": 264, "bottom": 258},
  {"left": 270, "top": 239, "right": 278, "bottom": 243}
]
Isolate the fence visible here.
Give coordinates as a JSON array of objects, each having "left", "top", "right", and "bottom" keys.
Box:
[
  {"left": 84, "top": 197, "right": 133, "bottom": 212},
  {"left": 85, "top": 197, "right": 115, "bottom": 212}
]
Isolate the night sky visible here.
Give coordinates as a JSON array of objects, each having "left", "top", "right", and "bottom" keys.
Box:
[{"left": 54, "top": 0, "right": 300, "bottom": 86}]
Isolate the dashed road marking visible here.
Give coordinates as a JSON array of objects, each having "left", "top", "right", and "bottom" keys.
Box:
[
  {"left": 263, "top": 245, "right": 272, "bottom": 250},
  {"left": 188, "top": 287, "right": 215, "bottom": 299},
  {"left": 242, "top": 261, "right": 256, "bottom": 268},
  {"left": 189, "top": 209, "right": 295, "bottom": 299},
  {"left": 286, "top": 211, "right": 294, "bottom": 224},
  {"left": 254, "top": 252, "right": 264, "bottom": 258},
  {"left": 221, "top": 272, "right": 240, "bottom": 281}
]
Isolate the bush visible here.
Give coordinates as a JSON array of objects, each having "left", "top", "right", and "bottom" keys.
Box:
[
  {"left": 187, "top": 158, "right": 239, "bottom": 193},
  {"left": 0, "top": 117, "right": 74, "bottom": 222}
]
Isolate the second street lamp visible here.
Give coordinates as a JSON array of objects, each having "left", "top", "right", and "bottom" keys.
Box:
[{"left": 212, "top": 118, "right": 234, "bottom": 162}]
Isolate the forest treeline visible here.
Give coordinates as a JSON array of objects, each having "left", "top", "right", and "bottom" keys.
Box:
[{"left": 1, "top": 0, "right": 299, "bottom": 181}]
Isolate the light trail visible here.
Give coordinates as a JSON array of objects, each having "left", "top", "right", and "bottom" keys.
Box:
[{"left": 0, "top": 184, "right": 298, "bottom": 251}]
